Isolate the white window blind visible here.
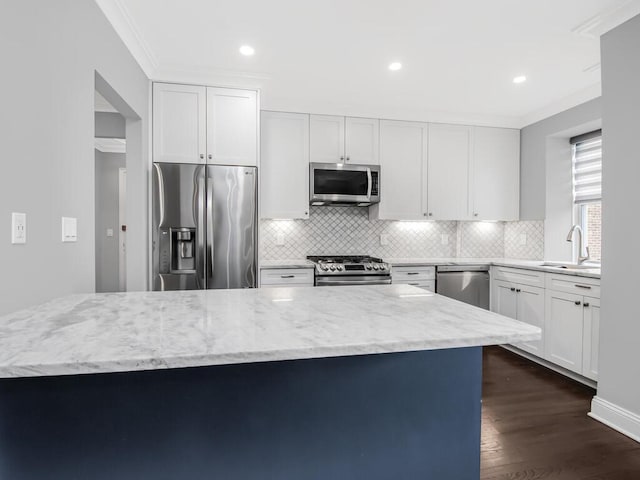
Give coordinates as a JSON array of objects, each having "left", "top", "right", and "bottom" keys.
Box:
[{"left": 572, "top": 131, "right": 602, "bottom": 204}]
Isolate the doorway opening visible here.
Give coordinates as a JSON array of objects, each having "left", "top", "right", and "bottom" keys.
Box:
[{"left": 95, "top": 90, "right": 127, "bottom": 292}]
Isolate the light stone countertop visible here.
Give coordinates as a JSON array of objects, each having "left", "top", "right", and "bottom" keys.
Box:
[
  {"left": 0, "top": 285, "right": 539, "bottom": 379},
  {"left": 260, "top": 259, "right": 314, "bottom": 269},
  {"left": 385, "top": 258, "right": 601, "bottom": 279}
]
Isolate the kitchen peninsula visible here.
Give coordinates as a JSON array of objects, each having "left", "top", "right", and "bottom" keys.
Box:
[{"left": 0, "top": 285, "right": 539, "bottom": 479}]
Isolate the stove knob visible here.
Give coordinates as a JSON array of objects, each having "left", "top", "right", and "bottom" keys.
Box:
[
  {"left": 337, "top": 265, "right": 344, "bottom": 271},
  {"left": 380, "top": 265, "right": 386, "bottom": 270},
  {"left": 373, "top": 265, "right": 379, "bottom": 271},
  {"left": 330, "top": 266, "right": 336, "bottom": 271},
  {"left": 366, "top": 265, "right": 373, "bottom": 270},
  {"left": 321, "top": 265, "right": 329, "bottom": 271}
]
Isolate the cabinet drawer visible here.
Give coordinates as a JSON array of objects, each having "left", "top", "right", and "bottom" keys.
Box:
[
  {"left": 545, "top": 274, "right": 600, "bottom": 298},
  {"left": 392, "top": 266, "right": 436, "bottom": 282},
  {"left": 491, "top": 266, "right": 545, "bottom": 288},
  {"left": 260, "top": 268, "right": 314, "bottom": 286},
  {"left": 399, "top": 279, "right": 436, "bottom": 292}
]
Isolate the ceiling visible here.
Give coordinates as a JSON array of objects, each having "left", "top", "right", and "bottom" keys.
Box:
[{"left": 96, "top": 0, "right": 640, "bottom": 128}]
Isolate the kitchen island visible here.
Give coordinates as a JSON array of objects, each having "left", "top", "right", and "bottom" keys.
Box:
[{"left": 0, "top": 285, "right": 539, "bottom": 479}]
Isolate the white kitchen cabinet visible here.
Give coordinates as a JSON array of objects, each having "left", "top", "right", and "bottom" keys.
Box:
[
  {"left": 206, "top": 87, "right": 258, "bottom": 166},
  {"left": 345, "top": 117, "right": 379, "bottom": 165},
  {"left": 471, "top": 127, "right": 520, "bottom": 221},
  {"left": 153, "top": 83, "right": 207, "bottom": 164},
  {"left": 545, "top": 290, "right": 585, "bottom": 374},
  {"left": 392, "top": 266, "right": 435, "bottom": 290},
  {"left": 310, "top": 115, "right": 379, "bottom": 165},
  {"left": 426, "top": 124, "right": 472, "bottom": 220},
  {"left": 260, "top": 268, "right": 314, "bottom": 288},
  {"left": 582, "top": 296, "right": 600, "bottom": 381},
  {"left": 370, "top": 120, "right": 427, "bottom": 220},
  {"left": 310, "top": 115, "right": 345, "bottom": 163},
  {"left": 260, "top": 111, "right": 310, "bottom": 219},
  {"left": 492, "top": 279, "right": 544, "bottom": 356}
]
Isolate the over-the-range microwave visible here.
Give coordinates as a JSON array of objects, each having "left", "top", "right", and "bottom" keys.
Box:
[{"left": 309, "top": 163, "right": 380, "bottom": 206}]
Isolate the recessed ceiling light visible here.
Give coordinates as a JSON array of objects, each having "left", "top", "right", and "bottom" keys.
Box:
[
  {"left": 513, "top": 75, "right": 527, "bottom": 84},
  {"left": 239, "top": 45, "right": 255, "bottom": 56},
  {"left": 388, "top": 62, "right": 402, "bottom": 71}
]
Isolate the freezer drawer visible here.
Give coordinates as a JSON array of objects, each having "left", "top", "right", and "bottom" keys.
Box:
[{"left": 436, "top": 270, "right": 490, "bottom": 310}]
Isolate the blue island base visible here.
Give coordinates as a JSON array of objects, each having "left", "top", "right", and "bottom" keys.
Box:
[{"left": 0, "top": 347, "right": 482, "bottom": 479}]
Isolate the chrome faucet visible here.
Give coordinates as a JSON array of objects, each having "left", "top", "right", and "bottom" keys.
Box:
[{"left": 566, "top": 225, "right": 590, "bottom": 265}]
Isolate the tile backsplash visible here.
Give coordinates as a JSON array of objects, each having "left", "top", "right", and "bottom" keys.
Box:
[{"left": 260, "top": 207, "right": 544, "bottom": 261}]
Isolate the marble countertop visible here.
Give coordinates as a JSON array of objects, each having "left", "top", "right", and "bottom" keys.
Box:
[
  {"left": 260, "top": 259, "right": 314, "bottom": 269},
  {"left": 0, "top": 285, "right": 539, "bottom": 379},
  {"left": 385, "top": 258, "right": 601, "bottom": 279}
]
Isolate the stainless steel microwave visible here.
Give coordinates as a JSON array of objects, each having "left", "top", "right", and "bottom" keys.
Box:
[{"left": 309, "top": 163, "right": 380, "bottom": 206}]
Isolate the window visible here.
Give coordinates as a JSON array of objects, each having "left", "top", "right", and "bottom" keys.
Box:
[{"left": 571, "top": 131, "right": 602, "bottom": 263}]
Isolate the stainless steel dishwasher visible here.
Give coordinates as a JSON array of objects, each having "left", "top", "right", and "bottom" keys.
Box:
[{"left": 436, "top": 265, "right": 490, "bottom": 310}]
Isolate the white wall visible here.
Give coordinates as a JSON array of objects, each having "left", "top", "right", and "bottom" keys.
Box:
[
  {"left": 0, "top": 1, "right": 149, "bottom": 315},
  {"left": 590, "top": 13, "right": 640, "bottom": 442},
  {"left": 520, "top": 98, "right": 601, "bottom": 221}
]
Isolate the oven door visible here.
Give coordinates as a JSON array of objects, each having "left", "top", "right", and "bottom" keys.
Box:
[
  {"left": 310, "top": 163, "right": 377, "bottom": 205},
  {"left": 315, "top": 275, "right": 392, "bottom": 287}
]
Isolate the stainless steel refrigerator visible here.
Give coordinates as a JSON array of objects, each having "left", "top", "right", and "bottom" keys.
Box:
[{"left": 152, "top": 163, "right": 257, "bottom": 291}]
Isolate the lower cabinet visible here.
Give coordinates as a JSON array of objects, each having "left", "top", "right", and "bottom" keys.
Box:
[
  {"left": 260, "top": 268, "right": 314, "bottom": 288},
  {"left": 545, "top": 289, "right": 600, "bottom": 380},
  {"left": 492, "top": 280, "right": 545, "bottom": 357},
  {"left": 392, "top": 266, "right": 436, "bottom": 292},
  {"left": 491, "top": 268, "right": 600, "bottom": 383}
]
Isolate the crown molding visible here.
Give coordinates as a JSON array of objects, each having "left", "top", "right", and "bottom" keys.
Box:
[
  {"left": 152, "top": 65, "right": 271, "bottom": 90},
  {"left": 95, "top": 0, "right": 158, "bottom": 78},
  {"left": 518, "top": 83, "right": 601, "bottom": 128},
  {"left": 572, "top": 0, "right": 640, "bottom": 38}
]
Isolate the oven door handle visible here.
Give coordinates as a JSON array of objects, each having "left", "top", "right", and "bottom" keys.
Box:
[
  {"left": 367, "top": 168, "right": 372, "bottom": 200},
  {"left": 316, "top": 278, "right": 392, "bottom": 286}
]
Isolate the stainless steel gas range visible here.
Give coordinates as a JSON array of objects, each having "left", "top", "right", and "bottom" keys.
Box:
[{"left": 306, "top": 255, "right": 392, "bottom": 286}]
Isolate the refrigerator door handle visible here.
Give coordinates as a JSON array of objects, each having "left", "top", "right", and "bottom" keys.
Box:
[
  {"left": 195, "top": 166, "right": 206, "bottom": 289},
  {"left": 206, "top": 172, "right": 214, "bottom": 284}
]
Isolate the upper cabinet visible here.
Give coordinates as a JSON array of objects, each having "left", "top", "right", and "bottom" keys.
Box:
[
  {"left": 370, "top": 120, "right": 426, "bottom": 220},
  {"left": 310, "top": 115, "right": 379, "bottom": 165},
  {"left": 471, "top": 127, "right": 520, "bottom": 221},
  {"left": 345, "top": 117, "right": 380, "bottom": 165},
  {"left": 152, "top": 83, "right": 258, "bottom": 167},
  {"left": 206, "top": 87, "right": 257, "bottom": 166},
  {"left": 427, "top": 124, "right": 472, "bottom": 220},
  {"left": 260, "top": 111, "right": 310, "bottom": 219},
  {"left": 153, "top": 83, "right": 207, "bottom": 164}
]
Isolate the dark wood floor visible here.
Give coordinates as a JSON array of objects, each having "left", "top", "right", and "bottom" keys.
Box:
[{"left": 481, "top": 346, "right": 640, "bottom": 480}]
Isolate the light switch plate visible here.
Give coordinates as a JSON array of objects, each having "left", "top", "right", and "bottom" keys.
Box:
[
  {"left": 441, "top": 234, "right": 449, "bottom": 245},
  {"left": 106, "top": 228, "right": 114, "bottom": 237},
  {"left": 379, "top": 234, "right": 389, "bottom": 246},
  {"left": 11, "top": 212, "right": 26, "bottom": 244},
  {"left": 62, "top": 217, "right": 78, "bottom": 242},
  {"left": 519, "top": 233, "right": 527, "bottom": 246},
  {"left": 276, "top": 233, "right": 285, "bottom": 246}
]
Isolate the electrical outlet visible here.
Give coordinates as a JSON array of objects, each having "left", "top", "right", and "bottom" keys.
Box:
[
  {"left": 441, "top": 234, "right": 449, "bottom": 245},
  {"left": 276, "top": 233, "right": 285, "bottom": 246},
  {"left": 106, "top": 228, "right": 114, "bottom": 237},
  {"left": 11, "top": 212, "right": 26, "bottom": 244},
  {"left": 519, "top": 233, "right": 527, "bottom": 246},
  {"left": 380, "top": 234, "right": 389, "bottom": 246}
]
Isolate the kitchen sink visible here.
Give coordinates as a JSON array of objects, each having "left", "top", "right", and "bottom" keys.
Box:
[{"left": 540, "top": 262, "right": 600, "bottom": 270}]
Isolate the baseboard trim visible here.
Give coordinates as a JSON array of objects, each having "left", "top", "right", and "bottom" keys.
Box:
[
  {"left": 589, "top": 396, "right": 640, "bottom": 444},
  {"left": 500, "top": 345, "right": 597, "bottom": 389}
]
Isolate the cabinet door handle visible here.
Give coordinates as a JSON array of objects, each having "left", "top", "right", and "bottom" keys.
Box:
[
  {"left": 408, "top": 282, "right": 419, "bottom": 286},
  {"left": 280, "top": 275, "right": 295, "bottom": 279},
  {"left": 346, "top": 156, "right": 350, "bottom": 162},
  {"left": 474, "top": 213, "right": 479, "bottom": 217},
  {"left": 516, "top": 289, "right": 521, "bottom": 293},
  {"left": 407, "top": 272, "right": 420, "bottom": 276},
  {"left": 200, "top": 154, "right": 204, "bottom": 159},
  {"left": 583, "top": 302, "right": 590, "bottom": 308},
  {"left": 208, "top": 154, "right": 213, "bottom": 160},
  {"left": 575, "top": 300, "right": 582, "bottom": 306},
  {"left": 510, "top": 287, "right": 516, "bottom": 292},
  {"left": 428, "top": 212, "right": 433, "bottom": 217},
  {"left": 340, "top": 156, "right": 345, "bottom": 162},
  {"left": 575, "top": 284, "right": 592, "bottom": 289}
]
